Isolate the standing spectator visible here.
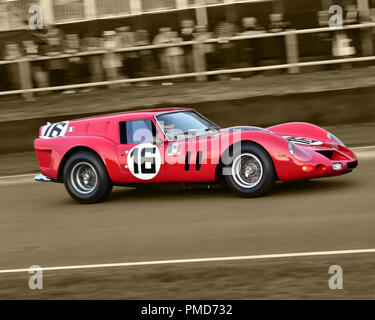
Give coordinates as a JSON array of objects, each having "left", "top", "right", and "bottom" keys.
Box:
[
  {"left": 215, "top": 18, "right": 239, "bottom": 71},
  {"left": 329, "top": 4, "right": 357, "bottom": 68},
  {"left": 241, "top": 17, "right": 264, "bottom": 70},
  {"left": 64, "top": 33, "right": 85, "bottom": 92},
  {"left": 193, "top": 25, "right": 216, "bottom": 72},
  {"left": 102, "top": 30, "right": 122, "bottom": 86},
  {"left": 22, "top": 39, "right": 49, "bottom": 89},
  {"left": 180, "top": 19, "right": 195, "bottom": 73},
  {"left": 165, "top": 31, "right": 185, "bottom": 75},
  {"left": 4, "top": 42, "right": 22, "bottom": 90},
  {"left": 332, "top": 31, "right": 356, "bottom": 62},
  {"left": 371, "top": 7, "right": 375, "bottom": 22},
  {"left": 117, "top": 26, "right": 139, "bottom": 79},
  {"left": 317, "top": 10, "right": 334, "bottom": 68},
  {"left": 242, "top": 17, "right": 264, "bottom": 34},
  {"left": 345, "top": 4, "right": 361, "bottom": 56},
  {"left": 82, "top": 34, "right": 104, "bottom": 84},
  {"left": 153, "top": 27, "right": 172, "bottom": 75},
  {"left": 135, "top": 29, "right": 156, "bottom": 81},
  {"left": 267, "top": 14, "right": 289, "bottom": 68},
  {"left": 45, "top": 25, "right": 68, "bottom": 91},
  {"left": 268, "top": 13, "right": 289, "bottom": 33}
]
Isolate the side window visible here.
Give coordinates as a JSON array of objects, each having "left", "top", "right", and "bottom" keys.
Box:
[{"left": 119, "top": 120, "right": 156, "bottom": 144}]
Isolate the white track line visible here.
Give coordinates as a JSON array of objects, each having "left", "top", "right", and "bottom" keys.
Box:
[{"left": 0, "top": 248, "right": 375, "bottom": 275}]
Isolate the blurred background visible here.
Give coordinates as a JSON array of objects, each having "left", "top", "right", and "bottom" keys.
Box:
[{"left": 0, "top": 0, "right": 375, "bottom": 95}]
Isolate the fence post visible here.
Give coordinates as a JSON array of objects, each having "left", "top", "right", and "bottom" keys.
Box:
[
  {"left": 130, "top": 0, "right": 142, "bottom": 14},
  {"left": 83, "top": 0, "right": 97, "bottom": 19},
  {"left": 195, "top": 0, "right": 208, "bottom": 26},
  {"left": 285, "top": 30, "right": 300, "bottom": 74},
  {"left": 18, "top": 60, "right": 34, "bottom": 101},
  {"left": 357, "top": 0, "right": 374, "bottom": 56},
  {"left": 39, "top": 0, "right": 55, "bottom": 25},
  {"left": 193, "top": 40, "right": 207, "bottom": 82},
  {"left": 176, "top": 0, "right": 188, "bottom": 9}
]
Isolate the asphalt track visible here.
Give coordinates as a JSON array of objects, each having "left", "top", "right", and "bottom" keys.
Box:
[{"left": 0, "top": 147, "right": 374, "bottom": 274}]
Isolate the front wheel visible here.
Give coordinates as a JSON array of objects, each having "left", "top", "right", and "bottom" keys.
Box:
[
  {"left": 63, "top": 151, "right": 113, "bottom": 204},
  {"left": 224, "top": 144, "right": 275, "bottom": 197}
]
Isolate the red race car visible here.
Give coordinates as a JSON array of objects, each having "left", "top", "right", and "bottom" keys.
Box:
[{"left": 34, "top": 108, "right": 358, "bottom": 203}]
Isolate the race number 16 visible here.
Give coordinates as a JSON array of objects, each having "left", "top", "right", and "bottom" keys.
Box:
[{"left": 127, "top": 144, "right": 161, "bottom": 180}]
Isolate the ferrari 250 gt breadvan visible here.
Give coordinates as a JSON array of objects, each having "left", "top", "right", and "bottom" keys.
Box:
[{"left": 34, "top": 108, "right": 358, "bottom": 203}]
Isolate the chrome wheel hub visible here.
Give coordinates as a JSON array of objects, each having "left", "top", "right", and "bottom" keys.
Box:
[
  {"left": 70, "top": 162, "right": 98, "bottom": 194},
  {"left": 232, "top": 153, "right": 263, "bottom": 189}
]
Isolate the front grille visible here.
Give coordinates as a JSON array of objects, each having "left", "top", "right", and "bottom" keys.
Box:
[
  {"left": 347, "top": 160, "right": 358, "bottom": 169},
  {"left": 316, "top": 150, "right": 334, "bottom": 159}
]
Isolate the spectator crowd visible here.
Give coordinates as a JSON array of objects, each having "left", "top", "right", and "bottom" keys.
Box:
[{"left": 2, "top": 4, "right": 368, "bottom": 94}]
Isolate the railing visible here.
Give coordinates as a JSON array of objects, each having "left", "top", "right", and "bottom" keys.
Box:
[
  {"left": 1, "top": 22, "right": 375, "bottom": 99},
  {"left": 53, "top": 0, "right": 85, "bottom": 23},
  {"left": 0, "top": 0, "right": 39, "bottom": 30},
  {"left": 0, "top": 0, "right": 273, "bottom": 28},
  {"left": 141, "top": 0, "right": 177, "bottom": 12},
  {"left": 95, "top": 0, "right": 131, "bottom": 18}
]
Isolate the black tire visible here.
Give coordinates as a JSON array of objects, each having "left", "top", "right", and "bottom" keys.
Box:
[
  {"left": 224, "top": 143, "right": 275, "bottom": 197},
  {"left": 63, "top": 151, "right": 113, "bottom": 204}
]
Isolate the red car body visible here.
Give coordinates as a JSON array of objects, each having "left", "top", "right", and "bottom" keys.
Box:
[{"left": 34, "top": 108, "right": 358, "bottom": 202}]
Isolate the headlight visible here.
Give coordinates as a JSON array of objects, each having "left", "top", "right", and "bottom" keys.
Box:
[
  {"left": 327, "top": 132, "right": 345, "bottom": 147},
  {"left": 288, "top": 142, "right": 312, "bottom": 161}
]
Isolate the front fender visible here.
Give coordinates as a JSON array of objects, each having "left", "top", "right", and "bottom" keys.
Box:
[
  {"left": 218, "top": 131, "right": 292, "bottom": 181},
  {"left": 267, "top": 122, "right": 329, "bottom": 142}
]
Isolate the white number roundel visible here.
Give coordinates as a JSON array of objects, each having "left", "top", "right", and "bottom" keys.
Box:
[{"left": 127, "top": 143, "right": 161, "bottom": 180}]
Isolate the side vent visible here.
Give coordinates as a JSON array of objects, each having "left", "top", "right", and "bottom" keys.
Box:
[
  {"left": 185, "top": 152, "right": 191, "bottom": 171},
  {"left": 196, "top": 151, "right": 202, "bottom": 171}
]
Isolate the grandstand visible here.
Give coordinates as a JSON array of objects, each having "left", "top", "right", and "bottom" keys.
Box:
[
  {"left": 1, "top": 0, "right": 371, "bottom": 30},
  {"left": 0, "top": 0, "right": 374, "bottom": 98}
]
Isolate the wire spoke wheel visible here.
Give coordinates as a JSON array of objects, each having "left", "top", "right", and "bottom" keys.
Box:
[
  {"left": 64, "top": 151, "right": 113, "bottom": 204},
  {"left": 232, "top": 153, "right": 263, "bottom": 188},
  {"left": 224, "top": 144, "right": 274, "bottom": 197},
  {"left": 70, "top": 162, "right": 98, "bottom": 194}
]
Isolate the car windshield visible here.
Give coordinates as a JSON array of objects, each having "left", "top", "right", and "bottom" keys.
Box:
[{"left": 156, "top": 111, "right": 220, "bottom": 141}]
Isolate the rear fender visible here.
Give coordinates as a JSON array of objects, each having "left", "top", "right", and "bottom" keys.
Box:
[{"left": 35, "top": 136, "right": 122, "bottom": 182}]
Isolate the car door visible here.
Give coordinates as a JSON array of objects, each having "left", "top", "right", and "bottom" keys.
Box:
[
  {"left": 117, "top": 118, "right": 166, "bottom": 183},
  {"left": 163, "top": 135, "right": 217, "bottom": 183}
]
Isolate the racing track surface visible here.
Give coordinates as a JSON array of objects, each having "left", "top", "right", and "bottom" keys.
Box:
[
  {"left": 0, "top": 149, "right": 374, "bottom": 272},
  {"left": 0, "top": 149, "right": 374, "bottom": 299}
]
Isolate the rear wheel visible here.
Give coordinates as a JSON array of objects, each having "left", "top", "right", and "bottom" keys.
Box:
[
  {"left": 224, "top": 144, "right": 275, "bottom": 197},
  {"left": 63, "top": 151, "right": 113, "bottom": 204}
]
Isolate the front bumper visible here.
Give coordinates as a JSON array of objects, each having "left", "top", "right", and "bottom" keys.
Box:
[{"left": 276, "top": 145, "right": 358, "bottom": 181}]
